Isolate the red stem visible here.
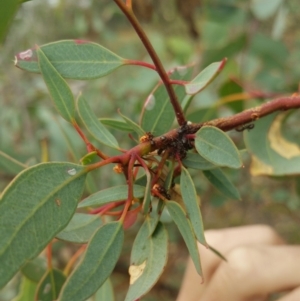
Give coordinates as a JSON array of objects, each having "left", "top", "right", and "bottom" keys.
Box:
[
  {"left": 120, "top": 154, "right": 136, "bottom": 221},
  {"left": 151, "top": 149, "right": 170, "bottom": 186},
  {"left": 63, "top": 245, "right": 86, "bottom": 276},
  {"left": 46, "top": 243, "right": 52, "bottom": 270},
  {"left": 124, "top": 59, "right": 157, "bottom": 71},
  {"left": 89, "top": 201, "right": 124, "bottom": 215},
  {"left": 113, "top": 0, "right": 186, "bottom": 126},
  {"left": 73, "top": 121, "right": 108, "bottom": 159},
  {"left": 169, "top": 79, "right": 188, "bottom": 86}
]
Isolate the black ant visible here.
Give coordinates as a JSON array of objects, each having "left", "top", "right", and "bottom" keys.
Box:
[{"left": 235, "top": 123, "right": 255, "bottom": 132}]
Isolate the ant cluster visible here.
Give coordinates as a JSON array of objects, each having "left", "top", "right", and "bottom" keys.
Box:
[{"left": 156, "top": 122, "right": 194, "bottom": 160}]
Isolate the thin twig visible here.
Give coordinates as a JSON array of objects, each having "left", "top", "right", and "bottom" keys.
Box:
[{"left": 113, "top": 0, "right": 186, "bottom": 126}]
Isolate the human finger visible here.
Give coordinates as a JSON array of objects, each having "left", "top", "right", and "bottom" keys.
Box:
[
  {"left": 200, "top": 245, "right": 300, "bottom": 301},
  {"left": 177, "top": 225, "right": 284, "bottom": 301},
  {"left": 277, "top": 286, "right": 300, "bottom": 301}
]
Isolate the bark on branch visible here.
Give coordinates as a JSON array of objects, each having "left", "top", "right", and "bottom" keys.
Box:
[{"left": 193, "top": 95, "right": 300, "bottom": 133}]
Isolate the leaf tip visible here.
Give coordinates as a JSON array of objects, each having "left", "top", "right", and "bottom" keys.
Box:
[
  {"left": 14, "top": 48, "right": 36, "bottom": 65},
  {"left": 219, "top": 58, "right": 227, "bottom": 71}
]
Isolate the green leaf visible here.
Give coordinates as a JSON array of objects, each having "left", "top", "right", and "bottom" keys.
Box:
[
  {"left": 272, "top": 5, "right": 288, "bottom": 40},
  {"left": 203, "top": 168, "right": 241, "bottom": 200},
  {"left": 250, "top": 0, "right": 282, "bottom": 20},
  {"left": 244, "top": 112, "right": 300, "bottom": 176},
  {"left": 99, "top": 118, "right": 133, "bottom": 132},
  {"left": 0, "top": 150, "right": 27, "bottom": 175},
  {"left": 37, "top": 48, "right": 75, "bottom": 123},
  {"left": 250, "top": 33, "right": 288, "bottom": 70},
  {"left": 180, "top": 167, "right": 207, "bottom": 246},
  {"left": 58, "top": 221, "right": 124, "bottom": 301},
  {"left": 181, "top": 94, "right": 194, "bottom": 112},
  {"left": 202, "top": 34, "right": 247, "bottom": 67},
  {"left": 0, "top": 162, "right": 87, "bottom": 288},
  {"left": 15, "top": 40, "right": 125, "bottom": 79},
  {"left": 195, "top": 126, "right": 242, "bottom": 169},
  {"left": 125, "top": 221, "right": 168, "bottom": 301},
  {"left": 12, "top": 276, "right": 37, "bottom": 301},
  {"left": 78, "top": 185, "right": 145, "bottom": 208},
  {"left": 36, "top": 268, "right": 66, "bottom": 301},
  {"left": 76, "top": 94, "right": 119, "bottom": 149},
  {"left": 183, "top": 152, "right": 216, "bottom": 170},
  {"left": 140, "top": 67, "right": 193, "bottom": 136},
  {"left": 118, "top": 110, "right": 145, "bottom": 137},
  {"left": 142, "top": 170, "right": 152, "bottom": 215},
  {"left": 93, "top": 278, "right": 114, "bottom": 301},
  {"left": 21, "top": 257, "right": 47, "bottom": 283},
  {"left": 187, "top": 107, "right": 218, "bottom": 123},
  {"left": 56, "top": 213, "right": 102, "bottom": 243},
  {"left": 164, "top": 161, "right": 175, "bottom": 190},
  {"left": 208, "top": 245, "right": 227, "bottom": 262},
  {"left": 80, "top": 151, "right": 98, "bottom": 166},
  {"left": 166, "top": 201, "right": 202, "bottom": 276},
  {"left": 184, "top": 59, "right": 226, "bottom": 95},
  {"left": 218, "top": 79, "right": 244, "bottom": 113},
  {"left": 146, "top": 209, "right": 162, "bottom": 237},
  {"left": 0, "top": 0, "right": 19, "bottom": 44}
]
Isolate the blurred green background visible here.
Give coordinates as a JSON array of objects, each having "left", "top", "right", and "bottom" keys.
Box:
[{"left": 1, "top": 0, "right": 300, "bottom": 300}]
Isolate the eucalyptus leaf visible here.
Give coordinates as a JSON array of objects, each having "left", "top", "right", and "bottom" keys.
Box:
[
  {"left": 56, "top": 213, "right": 102, "bottom": 243},
  {"left": 77, "top": 94, "right": 119, "bottom": 149},
  {"left": 142, "top": 170, "right": 152, "bottom": 214},
  {"left": 0, "top": 150, "right": 27, "bottom": 175},
  {"left": 203, "top": 168, "right": 241, "bottom": 200},
  {"left": 58, "top": 222, "right": 124, "bottom": 301},
  {"left": 93, "top": 278, "right": 114, "bottom": 301},
  {"left": 146, "top": 210, "right": 162, "bottom": 237},
  {"left": 80, "top": 151, "right": 98, "bottom": 166},
  {"left": 36, "top": 269, "right": 66, "bottom": 301},
  {"left": 125, "top": 221, "right": 168, "bottom": 301},
  {"left": 244, "top": 112, "right": 300, "bottom": 176},
  {"left": 183, "top": 152, "right": 216, "bottom": 170},
  {"left": 78, "top": 185, "right": 145, "bottom": 208},
  {"left": 140, "top": 67, "right": 193, "bottom": 136},
  {"left": 250, "top": 0, "right": 282, "bottom": 20},
  {"left": 37, "top": 48, "right": 75, "bottom": 123},
  {"left": 180, "top": 167, "right": 207, "bottom": 246},
  {"left": 15, "top": 40, "right": 125, "bottom": 79},
  {"left": 118, "top": 110, "right": 145, "bottom": 137},
  {"left": 0, "top": 0, "right": 19, "bottom": 44},
  {"left": 0, "top": 162, "right": 88, "bottom": 288},
  {"left": 99, "top": 118, "right": 133, "bottom": 132},
  {"left": 12, "top": 277, "right": 37, "bottom": 301},
  {"left": 21, "top": 257, "right": 47, "bottom": 283},
  {"left": 166, "top": 201, "right": 202, "bottom": 276},
  {"left": 195, "top": 126, "right": 242, "bottom": 169},
  {"left": 184, "top": 59, "right": 226, "bottom": 95}
]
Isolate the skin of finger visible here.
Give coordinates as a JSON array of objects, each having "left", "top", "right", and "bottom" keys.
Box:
[
  {"left": 176, "top": 225, "right": 284, "bottom": 301},
  {"left": 277, "top": 286, "right": 300, "bottom": 301},
  {"left": 200, "top": 245, "right": 300, "bottom": 301}
]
